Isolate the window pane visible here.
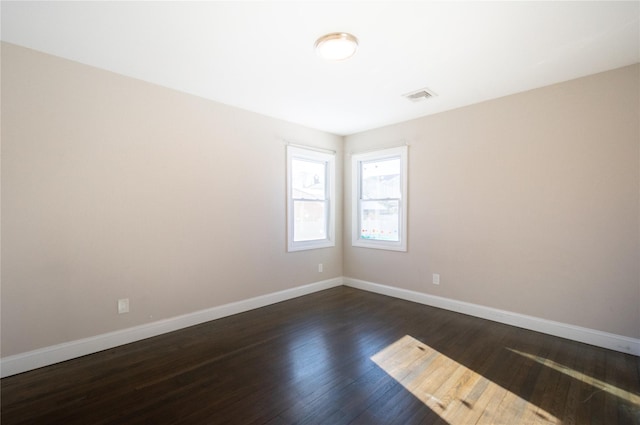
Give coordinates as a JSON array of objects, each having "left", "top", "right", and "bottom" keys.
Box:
[
  {"left": 361, "top": 158, "right": 400, "bottom": 200},
  {"left": 287, "top": 145, "right": 335, "bottom": 252},
  {"left": 359, "top": 200, "right": 399, "bottom": 241},
  {"left": 293, "top": 200, "right": 327, "bottom": 241},
  {"left": 292, "top": 158, "right": 326, "bottom": 200},
  {"left": 352, "top": 146, "right": 407, "bottom": 252}
]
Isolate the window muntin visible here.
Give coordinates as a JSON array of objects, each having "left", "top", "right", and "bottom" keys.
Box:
[
  {"left": 287, "top": 146, "right": 335, "bottom": 251},
  {"left": 352, "top": 146, "right": 407, "bottom": 251}
]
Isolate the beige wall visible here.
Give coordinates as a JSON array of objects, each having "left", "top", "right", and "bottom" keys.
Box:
[
  {"left": 2, "top": 41, "right": 638, "bottom": 360},
  {"left": 345, "top": 64, "right": 640, "bottom": 339},
  {"left": 1, "top": 43, "right": 343, "bottom": 357}
]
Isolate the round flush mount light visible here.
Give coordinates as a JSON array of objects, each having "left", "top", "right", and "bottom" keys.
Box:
[{"left": 314, "top": 32, "right": 359, "bottom": 61}]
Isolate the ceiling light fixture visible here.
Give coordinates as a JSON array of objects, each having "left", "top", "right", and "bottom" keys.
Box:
[{"left": 315, "top": 32, "right": 359, "bottom": 61}]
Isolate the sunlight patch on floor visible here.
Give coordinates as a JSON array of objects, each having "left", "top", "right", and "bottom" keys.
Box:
[{"left": 371, "top": 335, "right": 559, "bottom": 424}]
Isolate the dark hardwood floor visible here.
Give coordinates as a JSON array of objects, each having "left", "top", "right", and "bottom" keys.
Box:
[{"left": 2, "top": 286, "right": 639, "bottom": 424}]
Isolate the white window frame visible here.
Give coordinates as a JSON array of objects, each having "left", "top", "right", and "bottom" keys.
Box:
[
  {"left": 352, "top": 146, "right": 408, "bottom": 252},
  {"left": 287, "top": 145, "right": 336, "bottom": 252}
]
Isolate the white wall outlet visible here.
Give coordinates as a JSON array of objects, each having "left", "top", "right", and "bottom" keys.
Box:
[
  {"left": 432, "top": 273, "right": 440, "bottom": 285},
  {"left": 318, "top": 263, "right": 323, "bottom": 273},
  {"left": 118, "top": 298, "right": 130, "bottom": 314}
]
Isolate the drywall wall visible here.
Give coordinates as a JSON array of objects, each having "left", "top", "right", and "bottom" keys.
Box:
[
  {"left": 2, "top": 40, "right": 638, "bottom": 362},
  {"left": 344, "top": 64, "right": 640, "bottom": 339},
  {"left": 1, "top": 43, "right": 343, "bottom": 357}
]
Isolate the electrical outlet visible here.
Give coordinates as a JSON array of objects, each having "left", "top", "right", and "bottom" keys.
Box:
[
  {"left": 118, "top": 298, "right": 130, "bottom": 314},
  {"left": 318, "top": 263, "right": 323, "bottom": 273},
  {"left": 432, "top": 274, "right": 440, "bottom": 285}
]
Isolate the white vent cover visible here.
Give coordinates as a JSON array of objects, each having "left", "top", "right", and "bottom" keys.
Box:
[{"left": 403, "top": 88, "right": 437, "bottom": 102}]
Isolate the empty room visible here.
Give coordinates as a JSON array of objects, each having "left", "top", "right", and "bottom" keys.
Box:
[{"left": 1, "top": 1, "right": 639, "bottom": 424}]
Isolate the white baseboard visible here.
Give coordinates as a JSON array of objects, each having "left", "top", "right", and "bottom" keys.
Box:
[
  {"left": 343, "top": 277, "right": 640, "bottom": 357},
  {"left": 3, "top": 276, "right": 637, "bottom": 378},
  {"left": 0, "top": 277, "right": 343, "bottom": 378}
]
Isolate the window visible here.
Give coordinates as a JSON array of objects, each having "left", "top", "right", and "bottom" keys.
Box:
[
  {"left": 352, "top": 146, "right": 407, "bottom": 251},
  {"left": 287, "top": 145, "right": 335, "bottom": 251}
]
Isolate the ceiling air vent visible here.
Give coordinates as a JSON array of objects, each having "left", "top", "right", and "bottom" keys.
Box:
[{"left": 403, "top": 88, "right": 437, "bottom": 102}]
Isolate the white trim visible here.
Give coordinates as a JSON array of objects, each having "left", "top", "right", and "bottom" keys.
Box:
[
  {"left": 3, "top": 276, "right": 637, "bottom": 377},
  {"left": 347, "top": 141, "right": 410, "bottom": 156},
  {"left": 351, "top": 146, "right": 408, "bottom": 252},
  {"left": 287, "top": 145, "right": 336, "bottom": 252},
  {"left": 0, "top": 277, "right": 343, "bottom": 378},
  {"left": 343, "top": 277, "right": 640, "bottom": 356},
  {"left": 285, "top": 141, "right": 336, "bottom": 155}
]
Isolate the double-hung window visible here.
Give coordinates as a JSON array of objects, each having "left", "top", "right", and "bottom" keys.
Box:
[
  {"left": 287, "top": 145, "right": 335, "bottom": 252},
  {"left": 352, "top": 146, "right": 408, "bottom": 251}
]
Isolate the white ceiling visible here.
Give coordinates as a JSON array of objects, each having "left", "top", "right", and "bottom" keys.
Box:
[{"left": 2, "top": 1, "right": 639, "bottom": 136}]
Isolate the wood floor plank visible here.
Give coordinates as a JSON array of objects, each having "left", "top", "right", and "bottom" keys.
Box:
[
  {"left": 2, "top": 286, "right": 639, "bottom": 425},
  {"left": 528, "top": 337, "right": 565, "bottom": 425}
]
